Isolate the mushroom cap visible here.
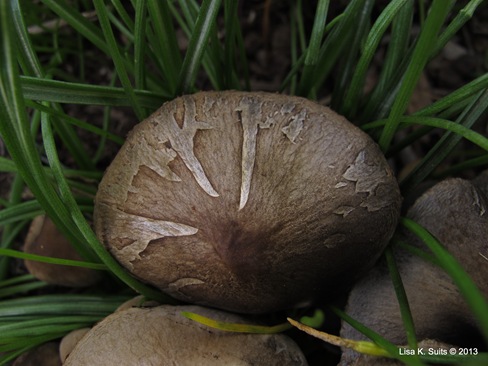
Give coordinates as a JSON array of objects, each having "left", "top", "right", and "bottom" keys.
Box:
[
  {"left": 13, "top": 341, "right": 61, "bottom": 366},
  {"left": 406, "top": 177, "right": 488, "bottom": 297},
  {"left": 340, "top": 176, "right": 488, "bottom": 365},
  {"left": 23, "top": 216, "right": 100, "bottom": 287},
  {"left": 64, "top": 305, "right": 308, "bottom": 366},
  {"left": 94, "top": 91, "right": 401, "bottom": 313}
]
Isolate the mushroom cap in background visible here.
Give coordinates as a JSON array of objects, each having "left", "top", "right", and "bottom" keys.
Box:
[
  {"left": 94, "top": 91, "right": 401, "bottom": 313},
  {"left": 13, "top": 341, "right": 61, "bottom": 366},
  {"left": 64, "top": 305, "right": 308, "bottom": 366},
  {"left": 339, "top": 175, "right": 488, "bottom": 365},
  {"left": 23, "top": 216, "right": 100, "bottom": 287}
]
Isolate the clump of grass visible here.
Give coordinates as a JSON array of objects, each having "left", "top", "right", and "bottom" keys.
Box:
[{"left": 0, "top": 0, "right": 487, "bottom": 364}]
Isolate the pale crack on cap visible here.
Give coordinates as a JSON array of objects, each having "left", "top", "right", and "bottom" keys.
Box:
[
  {"left": 333, "top": 206, "right": 355, "bottom": 217},
  {"left": 471, "top": 185, "right": 486, "bottom": 216},
  {"left": 281, "top": 108, "right": 306, "bottom": 143},
  {"left": 163, "top": 96, "right": 219, "bottom": 198},
  {"left": 105, "top": 206, "right": 198, "bottom": 269},
  {"left": 235, "top": 97, "right": 271, "bottom": 210},
  {"left": 343, "top": 150, "right": 393, "bottom": 212}
]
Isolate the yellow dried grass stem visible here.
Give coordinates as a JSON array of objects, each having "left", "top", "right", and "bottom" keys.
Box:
[{"left": 287, "top": 318, "right": 391, "bottom": 357}]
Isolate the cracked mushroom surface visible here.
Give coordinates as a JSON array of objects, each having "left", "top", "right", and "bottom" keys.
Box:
[{"left": 94, "top": 91, "right": 401, "bottom": 313}]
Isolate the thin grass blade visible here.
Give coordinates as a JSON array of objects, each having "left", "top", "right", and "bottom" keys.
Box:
[
  {"left": 147, "top": 0, "right": 182, "bottom": 94},
  {"left": 39, "top": 110, "right": 178, "bottom": 303},
  {"left": 385, "top": 247, "right": 419, "bottom": 353},
  {"left": 177, "top": 0, "right": 223, "bottom": 94},
  {"left": 297, "top": 0, "right": 329, "bottom": 97},
  {"left": 20, "top": 76, "right": 167, "bottom": 108},
  {"left": 0, "top": 2, "right": 98, "bottom": 262},
  {"left": 93, "top": 0, "right": 144, "bottom": 119},
  {"left": 341, "top": 0, "right": 408, "bottom": 116},
  {"left": 378, "top": 0, "right": 454, "bottom": 152},
  {"left": 401, "top": 217, "right": 488, "bottom": 344},
  {"left": 331, "top": 0, "right": 374, "bottom": 112},
  {"left": 400, "top": 90, "right": 488, "bottom": 194}
]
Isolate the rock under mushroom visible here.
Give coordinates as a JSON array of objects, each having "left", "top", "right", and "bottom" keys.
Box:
[
  {"left": 64, "top": 304, "right": 308, "bottom": 366},
  {"left": 94, "top": 91, "right": 401, "bottom": 313}
]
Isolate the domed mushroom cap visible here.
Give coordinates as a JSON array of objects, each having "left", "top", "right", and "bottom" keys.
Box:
[
  {"left": 339, "top": 176, "right": 488, "bottom": 365},
  {"left": 94, "top": 91, "right": 401, "bottom": 313},
  {"left": 64, "top": 305, "right": 308, "bottom": 365}
]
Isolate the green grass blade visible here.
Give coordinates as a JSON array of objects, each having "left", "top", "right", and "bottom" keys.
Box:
[
  {"left": 0, "top": 315, "right": 100, "bottom": 333},
  {"left": 433, "top": 0, "right": 484, "bottom": 56},
  {"left": 223, "top": 0, "right": 240, "bottom": 89},
  {"left": 93, "top": 0, "right": 144, "bottom": 120},
  {"left": 401, "top": 217, "right": 488, "bottom": 344},
  {"left": 134, "top": 0, "right": 147, "bottom": 91},
  {"left": 107, "top": 11, "right": 134, "bottom": 42},
  {"left": 288, "top": 0, "right": 301, "bottom": 95},
  {"left": 172, "top": 0, "right": 231, "bottom": 91},
  {"left": 297, "top": 0, "right": 329, "bottom": 97},
  {"left": 110, "top": 0, "right": 135, "bottom": 32},
  {"left": 387, "top": 86, "right": 484, "bottom": 157},
  {"left": 41, "top": 0, "right": 106, "bottom": 49},
  {"left": 341, "top": 0, "right": 408, "bottom": 116},
  {"left": 281, "top": 11, "right": 344, "bottom": 94},
  {"left": 0, "top": 275, "right": 37, "bottom": 288},
  {"left": 0, "top": 220, "right": 27, "bottom": 280},
  {"left": 1, "top": 325, "right": 85, "bottom": 339},
  {"left": 0, "top": 275, "right": 46, "bottom": 300},
  {"left": 0, "top": 2, "right": 97, "bottom": 262},
  {"left": 177, "top": 0, "right": 223, "bottom": 94},
  {"left": 0, "top": 156, "right": 103, "bottom": 187},
  {"left": 413, "top": 73, "right": 488, "bottom": 117},
  {"left": 385, "top": 247, "right": 419, "bottom": 353},
  {"left": 234, "top": 11, "right": 250, "bottom": 91},
  {"left": 10, "top": 0, "right": 43, "bottom": 77},
  {"left": 147, "top": 0, "right": 182, "bottom": 94},
  {"left": 363, "top": 116, "right": 488, "bottom": 152},
  {"left": 304, "top": 0, "right": 365, "bottom": 96},
  {"left": 434, "top": 154, "right": 488, "bottom": 179},
  {"left": 0, "top": 294, "right": 128, "bottom": 309},
  {"left": 331, "top": 0, "right": 374, "bottom": 111},
  {"left": 0, "top": 282, "right": 48, "bottom": 300},
  {"left": 0, "top": 294, "right": 130, "bottom": 358},
  {"left": 0, "top": 166, "right": 26, "bottom": 279},
  {"left": 0, "top": 201, "right": 43, "bottom": 227},
  {"left": 25, "top": 100, "right": 124, "bottom": 144},
  {"left": 20, "top": 76, "right": 167, "bottom": 108},
  {"left": 378, "top": 0, "right": 454, "bottom": 152},
  {"left": 39, "top": 110, "right": 178, "bottom": 303},
  {"left": 331, "top": 307, "right": 425, "bottom": 365},
  {"left": 0, "top": 248, "right": 108, "bottom": 271},
  {"left": 365, "top": 2, "right": 412, "bottom": 117},
  {"left": 400, "top": 90, "right": 488, "bottom": 194},
  {"left": 0, "top": 334, "right": 66, "bottom": 364},
  {"left": 394, "top": 240, "right": 440, "bottom": 268}
]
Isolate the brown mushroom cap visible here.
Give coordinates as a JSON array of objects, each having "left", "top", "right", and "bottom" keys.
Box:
[
  {"left": 94, "top": 91, "right": 401, "bottom": 313},
  {"left": 13, "top": 341, "right": 61, "bottom": 366},
  {"left": 340, "top": 176, "right": 488, "bottom": 365},
  {"left": 64, "top": 305, "right": 308, "bottom": 365},
  {"left": 23, "top": 216, "right": 100, "bottom": 287}
]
